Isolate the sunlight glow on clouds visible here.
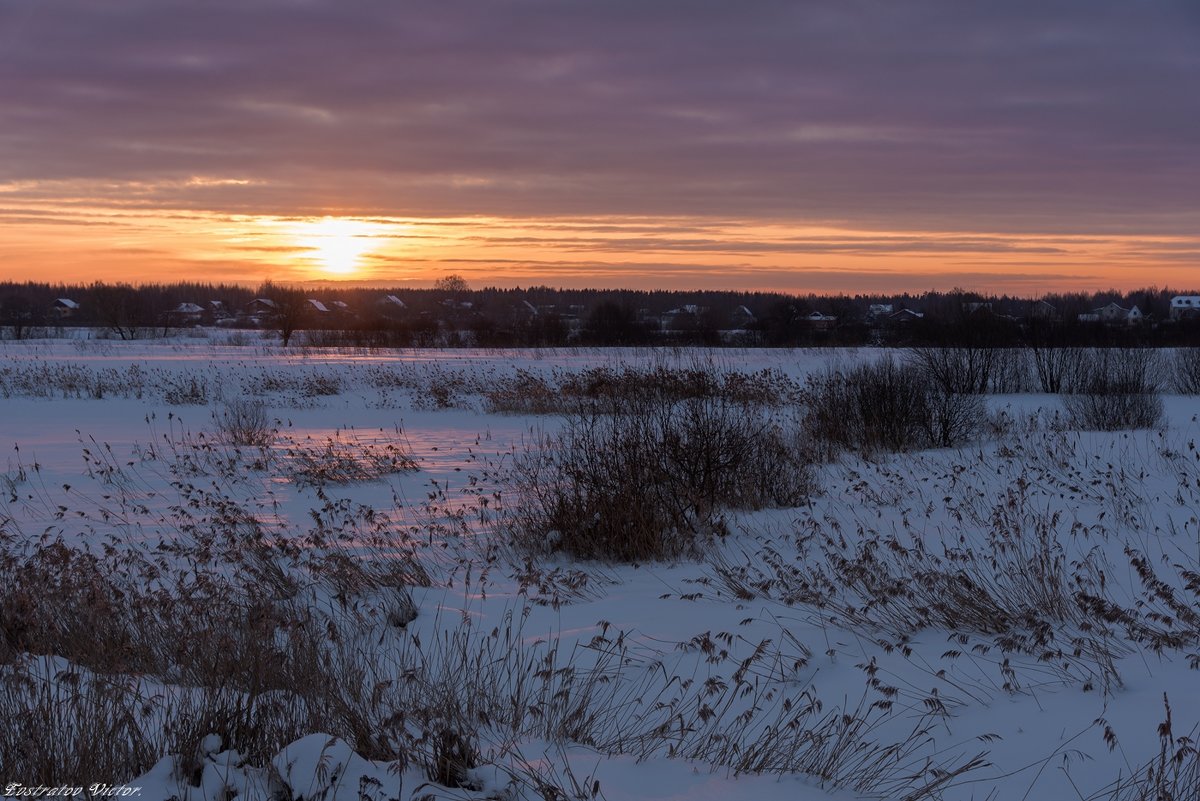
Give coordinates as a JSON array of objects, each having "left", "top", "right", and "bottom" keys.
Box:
[
  {"left": 1, "top": 200, "right": 1197, "bottom": 293},
  {"left": 289, "top": 217, "right": 390, "bottom": 276}
]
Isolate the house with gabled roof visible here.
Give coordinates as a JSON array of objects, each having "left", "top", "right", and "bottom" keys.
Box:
[
  {"left": 1170, "top": 296, "right": 1200, "bottom": 320},
  {"left": 170, "top": 302, "right": 204, "bottom": 324},
  {"left": 52, "top": 298, "right": 79, "bottom": 318},
  {"left": 803, "top": 310, "right": 837, "bottom": 331},
  {"left": 729, "top": 305, "right": 756, "bottom": 329},
  {"left": 379, "top": 294, "right": 406, "bottom": 310},
  {"left": 1080, "top": 302, "right": 1143, "bottom": 326},
  {"left": 888, "top": 308, "right": 924, "bottom": 324}
]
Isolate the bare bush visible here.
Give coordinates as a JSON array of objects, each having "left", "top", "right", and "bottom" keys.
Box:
[
  {"left": 804, "top": 357, "right": 984, "bottom": 455},
  {"left": 1030, "top": 346, "right": 1091, "bottom": 393},
  {"left": 503, "top": 396, "right": 813, "bottom": 561},
  {"left": 910, "top": 346, "right": 1006, "bottom": 394},
  {"left": 1064, "top": 348, "right": 1164, "bottom": 431},
  {"left": 1172, "top": 348, "right": 1200, "bottom": 394},
  {"left": 1064, "top": 391, "right": 1164, "bottom": 432},
  {"left": 214, "top": 399, "right": 274, "bottom": 446}
]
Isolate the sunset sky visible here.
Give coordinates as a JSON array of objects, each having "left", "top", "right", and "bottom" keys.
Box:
[{"left": 1, "top": 1, "right": 1197, "bottom": 293}]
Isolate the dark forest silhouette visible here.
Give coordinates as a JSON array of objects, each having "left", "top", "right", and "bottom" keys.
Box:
[{"left": 3, "top": 280, "right": 1199, "bottom": 348}]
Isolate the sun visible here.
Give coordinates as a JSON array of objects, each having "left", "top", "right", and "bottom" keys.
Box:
[{"left": 295, "top": 217, "right": 382, "bottom": 275}]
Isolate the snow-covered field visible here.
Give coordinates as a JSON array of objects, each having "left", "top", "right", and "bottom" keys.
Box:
[{"left": 1, "top": 338, "right": 1198, "bottom": 800}]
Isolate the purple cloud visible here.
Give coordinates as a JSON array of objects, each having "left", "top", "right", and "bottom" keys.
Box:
[{"left": 0, "top": 0, "right": 1196, "bottom": 238}]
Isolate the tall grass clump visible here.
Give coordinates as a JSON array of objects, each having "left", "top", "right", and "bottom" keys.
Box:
[
  {"left": 503, "top": 394, "right": 813, "bottom": 561},
  {"left": 213, "top": 398, "right": 274, "bottom": 446},
  {"left": 1089, "top": 697, "right": 1200, "bottom": 801},
  {"left": 804, "top": 357, "right": 984, "bottom": 456},
  {"left": 1064, "top": 348, "right": 1164, "bottom": 431}
]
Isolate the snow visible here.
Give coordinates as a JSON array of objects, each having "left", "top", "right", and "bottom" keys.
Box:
[{"left": 1, "top": 338, "right": 1198, "bottom": 800}]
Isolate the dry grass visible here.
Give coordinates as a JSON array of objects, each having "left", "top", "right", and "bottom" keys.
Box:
[
  {"left": 502, "top": 394, "right": 814, "bottom": 561},
  {"left": 281, "top": 434, "right": 419, "bottom": 488},
  {"left": 6, "top": 351, "right": 1199, "bottom": 799}
]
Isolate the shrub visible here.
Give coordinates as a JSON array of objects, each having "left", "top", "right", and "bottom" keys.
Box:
[
  {"left": 1172, "top": 348, "right": 1200, "bottom": 394},
  {"left": 503, "top": 395, "right": 813, "bottom": 561},
  {"left": 1064, "top": 391, "right": 1164, "bottom": 431},
  {"left": 214, "top": 399, "right": 274, "bottom": 446},
  {"left": 910, "top": 346, "right": 1017, "bottom": 394},
  {"left": 804, "top": 357, "right": 984, "bottom": 456},
  {"left": 1029, "top": 346, "right": 1090, "bottom": 394},
  {"left": 1064, "top": 349, "right": 1164, "bottom": 431}
]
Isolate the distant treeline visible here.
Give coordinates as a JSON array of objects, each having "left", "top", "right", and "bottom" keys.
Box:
[{"left": 3, "top": 279, "right": 1200, "bottom": 347}]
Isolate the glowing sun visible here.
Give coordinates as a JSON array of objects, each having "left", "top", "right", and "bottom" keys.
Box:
[{"left": 296, "top": 217, "right": 383, "bottom": 275}]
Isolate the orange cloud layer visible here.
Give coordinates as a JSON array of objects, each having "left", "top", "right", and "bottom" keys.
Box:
[{"left": 1, "top": 202, "right": 1196, "bottom": 294}]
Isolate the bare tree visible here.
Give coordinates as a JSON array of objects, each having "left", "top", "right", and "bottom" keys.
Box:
[
  {"left": 433, "top": 274, "right": 469, "bottom": 293},
  {"left": 0, "top": 294, "right": 42, "bottom": 340},
  {"left": 259, "top": 282, "right": 309, "bottom": 346},
  {"left": 90, "top": 284, "right": 150, "bottom": 340}
]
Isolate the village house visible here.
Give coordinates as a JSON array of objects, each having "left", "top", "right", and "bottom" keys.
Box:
[
  {"left": 1079, "top": 303, "right": 1143, "bottom": 326},
  {"left": 170, "top": 302, "right": 204, "bottom": 325},
  {"left": 1170, "top": 296, "right": 1200, "bottom": 321},
  {"left": 379, "top": 294, "right": 406, "bottom": 311},
  {"left": 660, "top": 304, "right": 706, "bottom": 331},
  {"left": 729, "top": 305, "right": 756, "bottom": 329},
  {"left": 52, "top": 298, "right": 79, "bottom": 318},
  {"left": 1029, "top": 300, "right": 1058, "bottom": 320},
  {"left": 803, "top": 310, "right": 837, "bottom": 331},
  {"left": 887, "top": 308, "right": 924, "bottom": 324}
]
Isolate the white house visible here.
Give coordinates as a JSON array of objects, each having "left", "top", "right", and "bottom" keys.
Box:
[
  {"left": 171, "top": 303, "right": 204, "bottom": 324},
  {"left": 1170, "top": 296, "right": 1200, "bottom": 320},
  {"left": 804, "top": 311, "right": 837, "bottom": 330},
  {"left": 1080, "top": 303, "right": 1143, "bottom": 326}
]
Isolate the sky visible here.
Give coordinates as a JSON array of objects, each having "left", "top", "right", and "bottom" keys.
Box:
[{"left": 1, "top": 0, "right": 1198, "bottom": 294}]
